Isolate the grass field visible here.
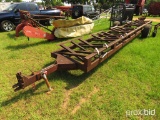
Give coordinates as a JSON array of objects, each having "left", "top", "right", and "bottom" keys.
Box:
[{"left": 0, "top": 18, "right": 160, "bottom": 120}]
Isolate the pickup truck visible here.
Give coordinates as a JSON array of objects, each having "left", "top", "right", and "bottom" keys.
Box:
[
  {"left": 71, "top": 5, "right": 100, "bottom": 19},
  {"left": 0, "top": 2, "right": 63, "bottom": 31}
]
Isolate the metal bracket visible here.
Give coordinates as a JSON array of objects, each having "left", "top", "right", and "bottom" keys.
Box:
[{"left": 41, "top": 69, "right": 53, "bottom": 92}]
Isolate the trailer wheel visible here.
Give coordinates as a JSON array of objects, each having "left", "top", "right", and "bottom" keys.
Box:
[
  {"left": 86, "top": 14, "right": 90, "bottom": 19},
  {"left": 141, "top": 24, "right": 152, "bottom": 38},
  {"left": 152, "top": 32, "right": 156, "bottom": 37},
  {"left": 1, "top": 20, "right": 15, "bottom": 31},
  {"left": 72, "top": 10, "right": 80, "bottom": 19}
]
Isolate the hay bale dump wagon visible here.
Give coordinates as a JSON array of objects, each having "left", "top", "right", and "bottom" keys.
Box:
[{"left": 13, "top": 19, "right": 152, "bottom": 92}]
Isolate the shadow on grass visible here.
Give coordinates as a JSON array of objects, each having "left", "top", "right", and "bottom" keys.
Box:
[
  {"left": 1, "top": 81, "right": 46, "bottom": 107},
  {"left": 5, "top": 28, "right": 109, "bottom": 51},
  {"left": 50, "top": 70, "right": 96, "bottom": 90},
  {"left": 5, "top": 36, "right": 76, "bottom": 51},
  {"left": 1, "top": 52, "right": 113, "bottom": 107},
  {"left": 7, "top": 32, "right": 24, "bottom": 39},
  {"left": 1, "top": 67, "right": 99, "bottom": 107},
  {"left": 5, "top": 40, "right": 51, "bottom": 50},
  {"left": 5, "top": 38, "right": 65, "bottom": 50}
]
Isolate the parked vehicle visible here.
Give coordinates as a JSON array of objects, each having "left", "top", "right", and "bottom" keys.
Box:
[
  {"left": 71, "top": 5, "right": 99, "bottom": 19},
  {"left": 0, "top": 2, "right": 63, "bottom": 31},
  {"left": 54, "top": 6, "right": 72, "bottom": 19},
  {"left": 125, "top": 0, "right": 145, "bottom": 15}
]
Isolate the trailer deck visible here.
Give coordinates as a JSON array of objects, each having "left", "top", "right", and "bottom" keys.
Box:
[{"left": 13, "top": 20, "right": 152, "bottom": 92}]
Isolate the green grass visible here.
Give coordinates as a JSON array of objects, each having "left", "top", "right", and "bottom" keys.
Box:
[{"left": 0, "top": 18, "right": 160, "bottom": 120}]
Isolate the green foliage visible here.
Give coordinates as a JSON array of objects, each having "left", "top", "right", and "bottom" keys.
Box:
[
  {"left": 5, "top": 0, "right": 22, "bottom": 2},
  {"left": 42, "top": 0, "right": 51, "bottom": 7},
  {"left": 62, "top": 0, "right": 92, "bottom": 4},
  {"left": 42, "top": 0, "right": 64, "bottom": 7},
  {"left": 146, "top": 0, "right": 160, "bottom": 5},
  {"left": 145, "top": 0, "right": 160, "bottom": 8},
  {"left": 51, "top": 0, "right": 64, "bottom": 6}
]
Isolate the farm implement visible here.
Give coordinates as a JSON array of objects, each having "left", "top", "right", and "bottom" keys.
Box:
[
  {"left": 15, "top": 10, "right": 65, "bottom": 40},
  {"left": 13, "top": 19, "right": 152, "bottom": 92},
  {"left": 16, "top": 10, "right": 94, "bottom": 41}
]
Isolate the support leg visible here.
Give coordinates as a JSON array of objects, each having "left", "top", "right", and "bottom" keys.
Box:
[{"left": 41, "top": 70, "right": 53, "bottom": 94}]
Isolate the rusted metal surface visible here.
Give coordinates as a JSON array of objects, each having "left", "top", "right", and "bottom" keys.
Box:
[{"left": 13, "top": 20, "right": 152, "bottom": 92}]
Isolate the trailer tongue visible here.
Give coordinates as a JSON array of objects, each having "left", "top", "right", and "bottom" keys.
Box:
[{"left": 12, "top": 20, "right": 152, "bottom": 92}]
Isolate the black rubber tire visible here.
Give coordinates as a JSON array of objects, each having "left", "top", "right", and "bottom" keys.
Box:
[
  {"left": 152, "top": 32, "right": 156, "bottom": 37},
  {"left": 95, "top": 15, "right": 100, "bottom": 20},
  {"left": 1, "top": 20, "right": 15, "bottom": 31},
  {"left": 86, "top": 14, "right": 90, "bottom": 19},
  {"left": 141, "top": 24, "right": 152, "bottom": 38},
  {"left": 72, "top": 10, "right": 80, "bottom": 19}
]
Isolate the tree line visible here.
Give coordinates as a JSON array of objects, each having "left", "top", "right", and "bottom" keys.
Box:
[{"left": 1, "top": 0, "right": 160, "bottom": 9}]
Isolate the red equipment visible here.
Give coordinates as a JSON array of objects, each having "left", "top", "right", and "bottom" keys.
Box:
[
  {"left": 15, "top": 10, "right": 64, "bottom": 40},
  {"left": 54, "top": 6, "right": 72, "bottom": 12},
  {"left": 15, "top": 10, "right": 36, "bottom": 37},
  {"left": 23, "top": 26, "right": 54, "bottom": 40}
]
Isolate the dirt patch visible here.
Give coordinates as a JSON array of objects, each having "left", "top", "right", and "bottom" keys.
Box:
[
  {"left": 61, "top": 90, "right": 72, "bottom": 110},
  {"left": 133, "top": 18, "right": 160, "bottom": 22},
  {"left": 71, "top": 87, "right": 99, "bottom": 115},
  {"left": 146, "top": 18, "right": 160, "bottom": 22}
]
